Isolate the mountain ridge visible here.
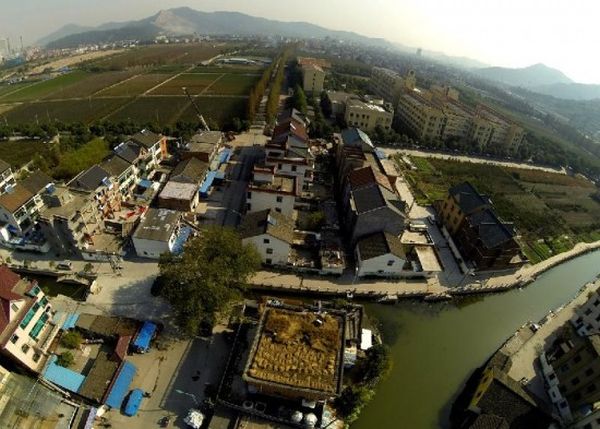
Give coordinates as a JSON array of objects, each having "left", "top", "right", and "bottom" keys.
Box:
[{"left": 474, "top": 63, "right": 573, "bottom": 88}]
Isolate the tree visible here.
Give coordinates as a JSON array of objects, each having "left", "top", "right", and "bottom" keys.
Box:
[
  {"left": 292, "top": 85, "right": 308, "bottom": 114},
  {"left": 61, "top": 331, "right": 83, "bottom": 349},
  {"left": 158, "top": 227, "right": 261, "bottom": 337},
  {"left": 57, "top": 351, "right": 75, "bottom": 368},
  {"left": 82, "top": 262, "right": 94, "bottom": 274},
  {"left": 335, "top": 385, "right": 375, "bottom": 423},
  {"left": 357, "top": 344, "right": 392, "bottom": 386}
]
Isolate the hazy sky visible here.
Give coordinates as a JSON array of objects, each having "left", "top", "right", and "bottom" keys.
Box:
[{"left": 1, "top": 0, "right": 599, "bottom": 83}]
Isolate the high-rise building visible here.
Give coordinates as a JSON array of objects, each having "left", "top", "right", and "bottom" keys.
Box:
[{"left": 0, "top": 38, "right": 9, "bottom": 58}]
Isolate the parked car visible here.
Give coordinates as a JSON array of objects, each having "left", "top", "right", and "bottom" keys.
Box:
[{"left": 56, "top": 260, "right": 73, "bottom": 270}]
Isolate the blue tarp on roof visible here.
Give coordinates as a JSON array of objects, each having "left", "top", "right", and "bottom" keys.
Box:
[
  {"left": 375, "top": 148, "right": 386, "bottom": 160},
  {"left": 132, "top": 321, "right": 157, "bottom": 352},
  {"left": 199, "top": 171, "right": 218, "bottom": 197},
  {"left": 43, "top": 355, "right": 86, "bottom": 393},
  {"left": 215, "top": 170, "right": 225, "bottom": 180},
  {"left": 124, "top": 389, "right": 144, "bottom": 416},
  {"left": 61, "top": 313, "right": 80, "bottom": 330},
  {"left": 219, "top": 148, "right": 232, "bottom": 165},
  {"left": 138, "top": 179, "right": 152, "bottom": 188},
  {"left": 172, "top": 226, "right": 192, "bottom": 255},
  {"left": 105, "top": 361, "right": 137, "bottom": 409}
]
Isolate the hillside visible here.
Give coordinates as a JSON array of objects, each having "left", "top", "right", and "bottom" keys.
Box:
[
  {"left": 474, "top": 63, "right": 573, "bottom": 88},
  {"left": 529, "top": 82, "right": 600, "bottom": 101},
  {"left": 44, "top": 8, "right": 392, "bottom": 49}
]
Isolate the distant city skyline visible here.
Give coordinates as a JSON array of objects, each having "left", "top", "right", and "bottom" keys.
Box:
[{"left": 1, "top": 0, "right": 598, "bottom": 84}]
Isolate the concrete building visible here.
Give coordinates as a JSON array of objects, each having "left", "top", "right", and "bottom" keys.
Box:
[
  {"left": 0, "top": 159, "right": 16, "bottom": 195},
  {"left": 264, "top": 156, "right": 312, "bottom": 190},
  {"left": 170, "top": 157, "right": 208, "bottom": 185},
  {"left": 0, "top": 266, "right": 59, "bottom": 373},
  {"left": 157, "top": 181, "right": 199, "bottom": 212},
  {"left": 69, "top": 165, "right": 121, "bottom": 218},
  {"left": 469, "top": 106, "right": 526, "bottom": 152},
  {"left": 238, "top": 209, "right": 294, "bottom": 266},
  {"left": 344, "top": 98, "right": 394, "bottom": 132},
  {"left": 301, "top": 63, "right": 326, "bottom": 94},
  {"left": 355, "top": 231, "right": 406, "bottom": 278},
  {"left": 0, "top": 172, "right": 53, "bottom": 237},
  {"left": 572, "top": 288, "right": 600, "bottom": 336},
  {"left": 396, "top": 90, "right": 446, "bottom": 141},
  {"left": 38, "top": 185, "right": 103, "bottom": 257},
  {"left": 129, "top": 129, "right": 168, "bottom": 177},
  {"left": 100, "top": 155, "right": 137, "bottom": 199},
  {"left": 246, "top": 166, "right": 299, "bottom": 217},
  {"left": 370, "top": 67, "right": 416, "bottom": 103},
  {"left": 182, "top": 131, "right": 223, "bottom": 163},
  {"left": 132, "top": 208, "right": 181, "bottom": 259}
]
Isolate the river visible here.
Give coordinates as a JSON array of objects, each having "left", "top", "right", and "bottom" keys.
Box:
[{"left": 353, "top": 250, "right": 600, "bottom": 429}]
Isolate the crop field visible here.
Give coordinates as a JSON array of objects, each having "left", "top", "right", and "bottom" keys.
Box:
[
  {"left": 0, "top": 71, "right": 89, "bottom": 102},
  {"left": 0, "top": 44, "right": 269, "bottom": 128},
  {"left": 0, "top": 139, "right": 49, "bottom": 167},
  {"left": 397, "top": 155, "right": 600, "bottom": 262},
  {"left": 97, "top": 73, "right": 172, "bottom": 96},
  {"left": 43, "top": 70, "right": 137, "bottom": 99},
  {"left": 149, "top": 73, "right": 222, "bottom": 95},
  {"left": 204, "top": 74, "right": 261, "bottom": 96},
  {"left": 1, "top": 98, "right": 132, "bottom": 124}
]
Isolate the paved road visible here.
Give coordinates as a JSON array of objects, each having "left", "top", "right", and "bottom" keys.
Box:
[{"left": 382, "top": 148, "right": 567, "bottom": 174}]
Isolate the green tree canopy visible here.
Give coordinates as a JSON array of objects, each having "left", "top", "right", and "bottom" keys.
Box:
[{"left": 158, "top": 227, "right": 261, "bottom": 337}]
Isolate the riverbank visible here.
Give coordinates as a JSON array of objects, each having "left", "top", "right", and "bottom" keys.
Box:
[{"left": 249, "top": 241, "right": 600, "bottom": 302}]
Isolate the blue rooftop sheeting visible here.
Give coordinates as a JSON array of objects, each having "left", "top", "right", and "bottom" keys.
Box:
[
  {"left": 124, "top": 389, "right": 144, "bottom": 416},
  {"left": 138, "top": 179, "right": 152, "bottom": 188},
  {"left": 215, "top": 171, "right": 226, "bottom": 180},
  {"left": 375, "top": 148, "right": 386, "bottom": 160},
  {"left": 199, "top": 171, "right": 218, "bottom": 197},
  {"left": 132, "top": 321, "right": 157, "bottom": 353},
  {"left": 172, "top": 226, "right": 192, "bottom": 255},
  {"left": 219, "top": 148, "right": 232, "bottom": 165},
  {"left": 105, "top": 362, "right": 137, "bottom": 409},
  {"left": 43, "top": 355, "right": 86, "bottom": 393},
  {"left": 61, "top": 313, "right": 80, "bottom": 330}
]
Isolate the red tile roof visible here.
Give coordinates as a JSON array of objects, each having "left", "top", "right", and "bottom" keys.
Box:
[
  {"left": 348, "top": 166, "right": 393, "bottom": 193},
  {"left": 272, "top": 119, "right": 308, "bottom": 142},
  {"left": 0, "top": 266, "right": 23, "bottom": 302}
]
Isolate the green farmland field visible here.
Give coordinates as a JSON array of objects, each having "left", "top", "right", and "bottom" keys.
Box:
[
  {"left": 0, "top": 139, "right": 49, "bottom": 167},
  {"left": 0, "top": 71, "right": 88, "bottom": 102},
  {"left": 97, "top": 73, "right": 172, "bottom": 96},
  {"left": 204, "top": 74, "right": 261, "bottom": 96},
  {"left": 149, "top": 73, "right": 222, "bottom": 95}
]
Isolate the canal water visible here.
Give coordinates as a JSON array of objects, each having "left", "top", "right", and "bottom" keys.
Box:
[{"left": 354, "top": 250, "right": 600, "bottom": 429}]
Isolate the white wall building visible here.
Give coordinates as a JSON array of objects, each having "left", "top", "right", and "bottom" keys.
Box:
[
  {"left": 132, "top": 208, "right": 181, "bottom": 259},
  {"left": 238, "top": 209, "right": 294, "bottom": 266},
  {"left": 0, "top": 266, "right": 59, "bottom": 373},
  {"left": 571, "top": 286, "right": 600, "bottom": 336},
  {"left": 246, "top": 167, "right": 299, "bottom": 217},
  {"left": 355, "top": 231, "right": 406, "bottom": 278}
]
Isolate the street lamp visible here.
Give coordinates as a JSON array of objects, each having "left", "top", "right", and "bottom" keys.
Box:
[{"left": 175, "top": 389, "right": 200, "bottom": 407}]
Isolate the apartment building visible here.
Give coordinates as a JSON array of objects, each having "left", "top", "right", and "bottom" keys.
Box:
[
  {"left": 370, "top": 67, "right": 416, "bottom": 103},
  {"left": 572, "top": 288, "right": 600, "bottom": 336},
  {"left": 238, "top": 209, "right": 294, "bottom": 266},
  {"left": 0, "top": 266, "right": 58, "bottom": 373},
  {"left": 246, "top": 166, "right": 299, "bottom": 217},
  {"left": 38, "top": 185, "right": 103, "bottom": 257},
  {"left": 0, "top": 159, "right": 16, "bottom": 195},
  {"left": 396, "top": 90, "right": 446, "bottom": 141},
  {"left": 469, "top": 106, "right": 526, "bottom": 152},
  {"left": 129, "top": 129, "right": 168, "bottom": 177},
  {"left": 100, "top": 155, "right": 137, "bottom": 199},
  {"left": 264, "top": 156, "right": 312, "bottom": 189},
  {"left": 301, "top": 63, "right": 326, "bottom": 94},
  {"left": 0, "top": 172, "right": 53, "bottom": 237},
  {"left": 344, "top": 98, "right": 394, "bottom": 132},
  {"left": 69, "top": 165, "right": 121, "bottom": 218}
]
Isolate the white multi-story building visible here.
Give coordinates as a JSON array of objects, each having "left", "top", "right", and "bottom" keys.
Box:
[
  {"left": 0, "top": 160, "right": 16, "bottom": 195},
  {"left": 132, "top": 208, "right": 182, "bottom": 259},
  {"left": 571, "top": 286, "right": 600, "bottom": 336},
  {"left": 344, "top": 98, "right": 394, "bottom": 132},
  {"left": 301, "top": 63, "right": 326, "bottom": 94},
  {"left": 246, "top": 166, "right": 299, "bottom": 217},
  {"left": 0, "top": 266, "right": 59, "bottom": 373},
  {"left": 355, "top": 231, "right": 406, "bottom": 278}
]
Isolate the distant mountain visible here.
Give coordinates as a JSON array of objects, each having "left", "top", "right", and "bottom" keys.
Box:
[
  {"left": 44, "top": 8, "right": 393, "bottom": 49},
  {"left": 474, "top": 63, "right": 573, "bottom": 87},
  {"left": 528, "top": 82, "right": 600, "bottom": 101},
  {"left": 36, "top": 24, "right": 94, "bottom": 46}
]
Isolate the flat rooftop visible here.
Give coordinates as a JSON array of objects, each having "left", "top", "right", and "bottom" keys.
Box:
[
  {"left": 414, "top": 245, "right": 443, "bottom": 272},
  {"left": 250, "top": 175, "right": 296, "bottom": 194},
  {"left": 244, "top": 306, "right": 344, "bottom": 396},
  {"left": 133, "top": 208, "right": 180, "bottom": 242},
  {"left": 347, "top": 98, "right": 388, "bottom": 113},
  {"left": 159, "top": 180, "right": 198, "bottom": 200}
]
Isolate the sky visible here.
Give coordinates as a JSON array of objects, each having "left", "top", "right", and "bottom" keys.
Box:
[{"left": 1, "top": 0, "right": 599, "bottom": 83}]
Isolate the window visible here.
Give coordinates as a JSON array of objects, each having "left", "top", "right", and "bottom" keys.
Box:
[
  {"left": 594, "top": 299, "right": 600, "bottom": 307},
  {"left": 266, "top": 248, "right": 273, "bottom": 255},
  {"left": 265, "top": 258, "right": 272, "bottom": 265},
  {"left": 32, "top": 352, "right": 41, "bottom": 363},
  {"left": 11, "top": 303, "right": 18, "bottom": 313},
  {"left": 263, "top": 238, "right": 270, "bottom": 244},
  {"left": 548, "top": 373, "right": 556, "bottom": 381},
  {"left": 586, "top": 368, "right": 594, "bottom": 377},
  {"left": 585, "top": 308, "right": 593, "bottom": 316},
  {"left": 560, "top": 364, "right": 569, "bottom": 373},
  {"left": 10, "top": 334, "right": 18, "bottom": 344},
  {"left": 387, "top": 260, "right": 394, "bottom": 266},
  {"left": 276, "top": 196, "right": 283, "bottom": 203},
  {"left": 21, "top": 344, "right": 30, "bottom": 354},
  {"left": 275, "top": 208, "right": 281, "bottom": 213},
  {"left": 247, "top": 192, "right": 252, "bottom": 200},
  {"left": 20, "top": 303, "right": 40, "bottom": 330},
  {"left": 291, "top": 166, "right": 297, "bottom": 172}
]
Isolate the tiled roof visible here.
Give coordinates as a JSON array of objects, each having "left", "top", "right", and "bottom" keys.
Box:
[
  {"left": 352, "top": 185, "right": 386, "bottom": 214},
  {"left": 278, "top": 108, "right": 309, "bottom": 127},
  {"left": 449, "top": 182, "right": 490, "bottom": 215},
  {"left": 170, "top": 158, "right": 208, "bottom": 185},
  {"left": 356, "top": 231, "right": 404, "bottom": 260},
  {"left": 348, "top": 166, "right": 392, "bottom": 192},
  {"left": 238, "top": 209, "right": 295, "bottom": 244},
  {"left": 0, "top": 266, "right": 23, "bottom": 302},
  {"left": 0, "top": 184, "right": 33, "bottom": 213},
  {"left": 21, "top": 171, "right": 52, "bottom": 195},
  {"left": 467, "top": 209, "right": 515, "bottom": 249},
  {"left": 131, "top": 129, "right": 162, "bottom": 149},
  {"left": 272, "top": 120, "right": 309, "bottom": 143},
  {"left": 467, "top": 415, "right": 509, "bottom": 429},
  {"left": 69, "top": 165, "right": 111, "bottom": 191},
  {"left": 114, "top": 141, "right": 143, "bottom": 164},
  {"left": 101, "top": 155, "right": 131, "bottom": 178}
]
